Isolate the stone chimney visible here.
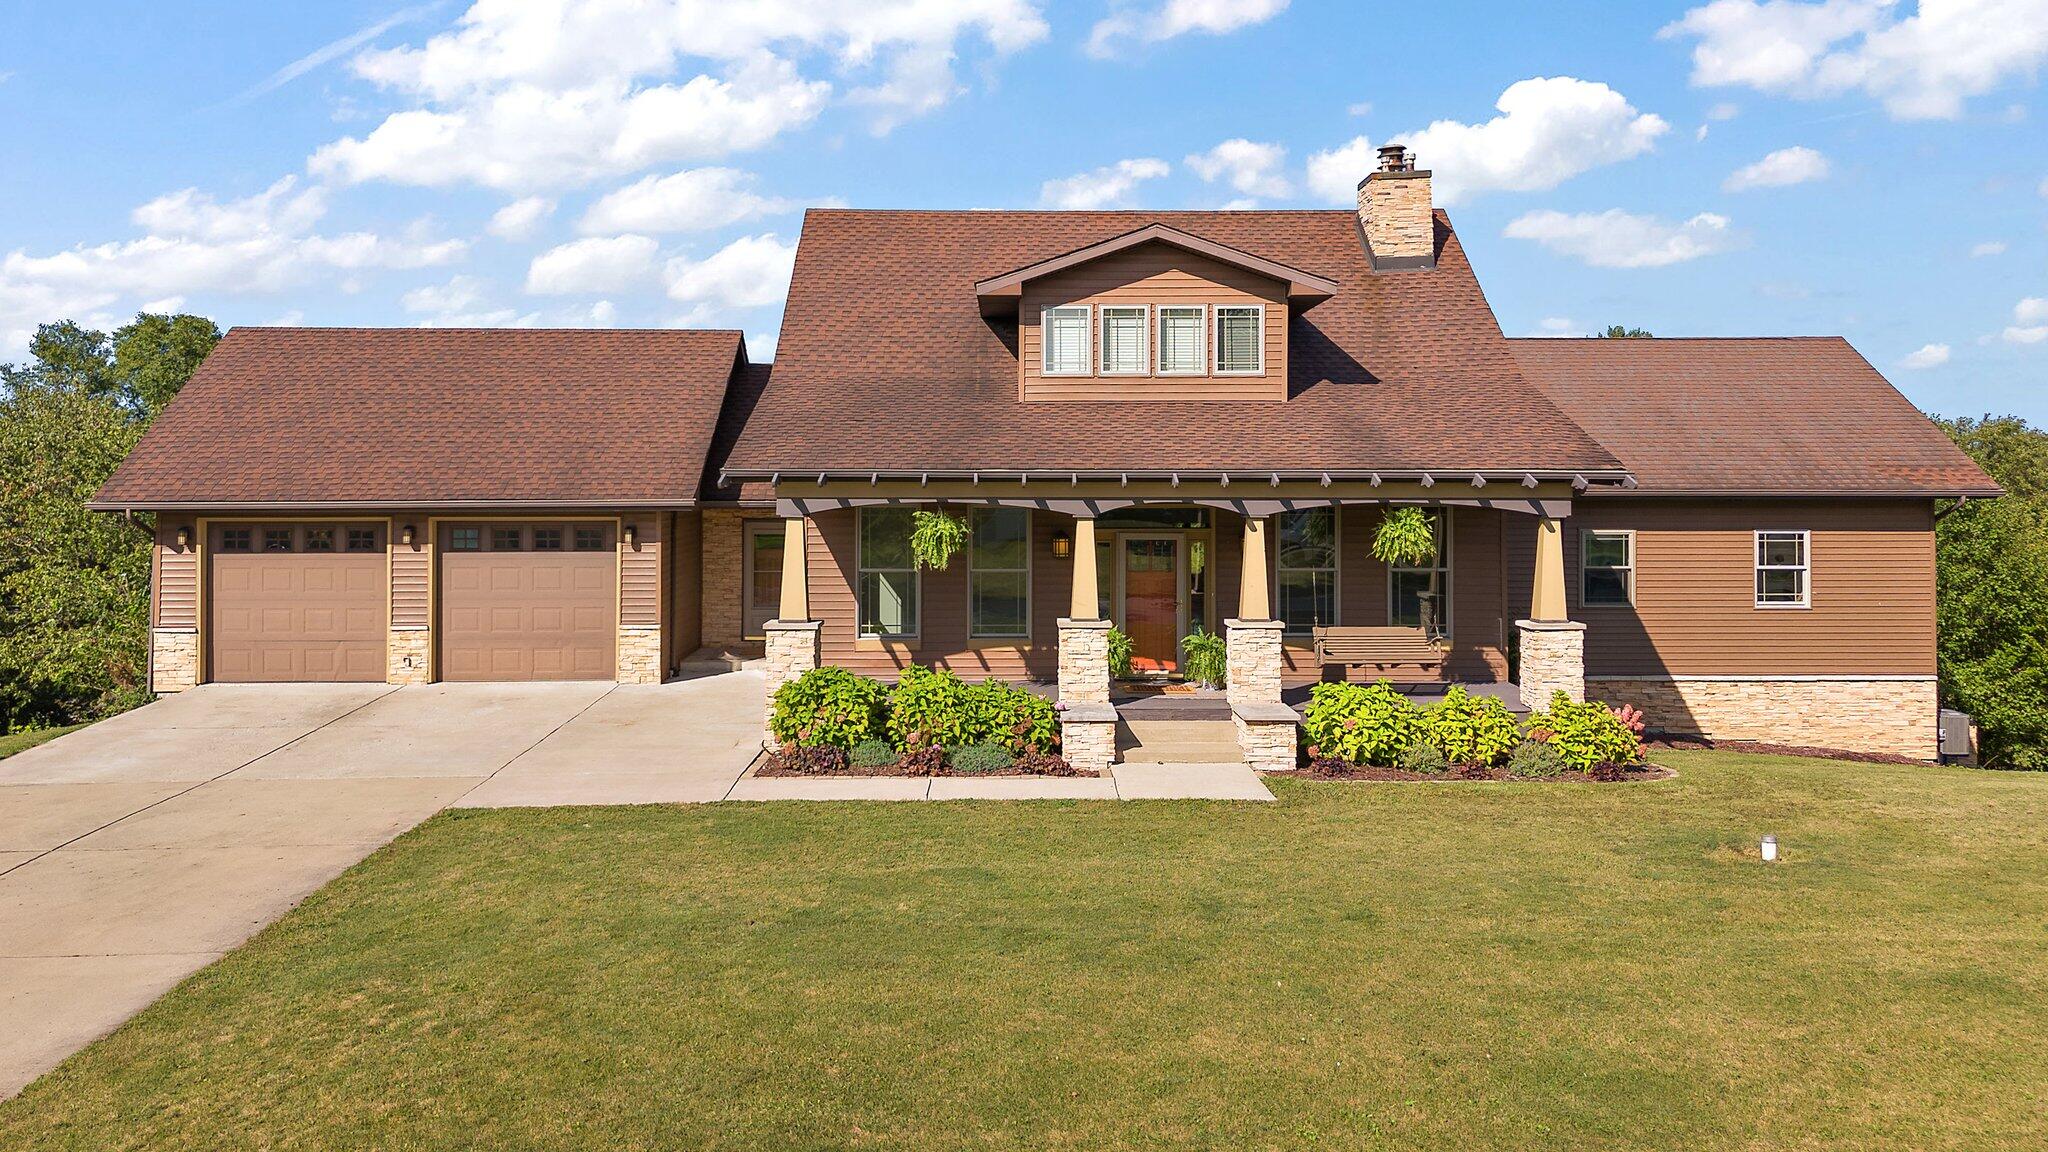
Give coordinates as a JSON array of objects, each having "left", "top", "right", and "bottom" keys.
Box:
[{"left": 1356, "top": 144, "right": 1434, "bottom": 268}]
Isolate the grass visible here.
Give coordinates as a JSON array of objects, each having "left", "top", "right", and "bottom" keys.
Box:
[
  {"left": 4, "top": 750, "right": 2045, "bottom": 1150},
  {"left": 0, "top": 723, "right": 85, "bottom": 760}
]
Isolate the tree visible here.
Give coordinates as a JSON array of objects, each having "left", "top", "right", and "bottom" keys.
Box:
[
  {"left": 1597, "top": 325, "right": 1653, "bottom": 338},
  {"left": 0, "top": 313, "right": 220, "bottom": 731},
  {"left": 1933, "top": 414, "right": 2048, "bottom": 769}
]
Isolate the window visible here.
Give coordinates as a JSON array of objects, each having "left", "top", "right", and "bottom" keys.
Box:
[
  {"left": 533, "top": 528, "right": 564, "bottom": 551},
  {"left": 492, "top": 527, "right": 521, "bottom": 551},
  {"left": 449, "top": 527, "right": 481, "bottom": 551},
  {"left": 1388, "top": 509, "right": 1451, "bottom": 634},
  {"left": 1041, "top": 305, "right": 1091, "bottom": 375},
  {"left": 969, "top": 508, "right": 1030, "bottom": 637},
  {"left": 857, "top": 508, "right": 918, "bottom": 637},
  {"left": 1755, "top": 530, "right": 1809, "bottom": 607},
  {"left": 1157, "top": 305, "right": 1206, "bottom": 375},
  {"left": 574, "top": 525, "right": 607, "bottom": 551},
  {"left": 1581, "top": 530, "right": 1634, "bottom": 606},
  {"left": 1275, "top": 508, "right": 1337, "bottom": 634},
  {"left": 303, "top": 528, "right": 335, "bottom": 552},
  {"left": 263, "top": 528, "right": 293, "bottom": 553},
  {"left": 1214, "top": 305, "right": 1263, "bottom": 374},
  {"left": 1098, "top": 305, "right": 1148, "bottom": 375},
  {"left": 345, "top": 528, "right": 378, "bottom": 552},
  {"left": 220, "top": 528, "right": 252, "bottom": 552}
]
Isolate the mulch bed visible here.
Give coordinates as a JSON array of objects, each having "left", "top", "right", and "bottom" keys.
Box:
[
  {"left": 1296, "top": 758, "right": 1676, "bottom": 783},
  {"left": 1645, "top": 734, "right": 1925, "bottom": 766},
  {"left": 759, "top": 749, "right": 1098, "bottom": 779}
]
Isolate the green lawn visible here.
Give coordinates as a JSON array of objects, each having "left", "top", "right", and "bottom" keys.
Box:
[
  {"left": 0, "top": 724, "right": 85, "bottom": 760},
  {"left": 5, "top": 752, "right": 2045, "bottom": 1150}
]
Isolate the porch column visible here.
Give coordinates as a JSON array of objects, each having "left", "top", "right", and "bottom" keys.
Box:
[
  {"left": 1054, "top": 516, "right": 1116, "bottom": 772},
  {"left": 1516, "top": 515, "right": 1586, "bottom": 706},
  {"left": 1227, "top": 515, "right": 1296, "bottom": 770},
  {"left": 762, "top": 516, "right": 820, "bottom": 748},
  {"left": 1068, "top": 516, "right": 1099, "bottom": 620}
]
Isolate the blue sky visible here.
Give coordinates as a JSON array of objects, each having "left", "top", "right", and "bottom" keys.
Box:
[{"left": 1, "top": 0, "right": 2044, "bottom": 419}]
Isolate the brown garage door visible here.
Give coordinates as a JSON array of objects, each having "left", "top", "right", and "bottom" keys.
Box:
[
  {"left": 209, "top": 523, "right": 388, "bottom": 683},
  {"left": 438, "top": 522, "right": 616, "bottom": 681}
]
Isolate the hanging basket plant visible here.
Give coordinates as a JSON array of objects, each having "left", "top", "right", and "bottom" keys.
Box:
[
  {"left": 1371, "top": 506, "right": 1438, "bottom": 567},
  {"left": 910, "top": 509, "right": 970, "bottom": 570}
]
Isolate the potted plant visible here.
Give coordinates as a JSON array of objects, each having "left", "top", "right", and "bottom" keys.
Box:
[
  {"left": 1179, "top": 628, "right": 1227, "bottom": 690},
  {"left": 1372, "top": 506, "right": 1442, "bottom": 639}
]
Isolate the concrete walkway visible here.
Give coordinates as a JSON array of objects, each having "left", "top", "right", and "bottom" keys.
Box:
[{"left": 726, "top": 761, "right": 1272, "bottom": 802}]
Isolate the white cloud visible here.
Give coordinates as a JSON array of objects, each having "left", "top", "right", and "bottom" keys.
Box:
[
  {"left": 1310, "top": 77, "right": 1669, "bottom": 206},
  {"left": 524, "top": 234, "right": 660, "bottom": 295},
  {"left": 1184, "top": 139, "right": 1290, "bottom": 199},
  {"left": 580, "top": 168, "right": 795, "bottom": 235},
  {"left": 2006, "top": 296, "right": 2048, "bottom": 343},
  {"left": 1039, "top": 158, "right": 1170, "bottom": 208},
  {"left": 1696, "top": 123, "right": 1711, "bottom": 140},
  {"left": 1661, "top": 0, "right": 2048, "bottom": 121},
  {"left": 487, "top": 196, "right": 554, "bottom": 240},
  {"left": 748, "top": 329, "right": 779, "bottom": 360},
  {"left": 1527, "top": 316, "right": 1585, "bottom": 337},
  {"left": 1723, "top": 145, "right": 1831, "bottom": 190},
  {"left": 402, "top": 273, "right": 486, "bottom": 314},
  {"left": 232, "top": 3, "right": 438, "bottom": 103},
  {"left": 664, "top": 233, "right": 798, "bottom": 313},
  {"left": 1503, "top": 208, "right": 1744, "bottom": 268},
  {"left": 1900, "top": 342, "right": 1950, "bottom": 368},
  {"left": 1971, "top": 240, "right": 2008, "bottom": 257},
  {"left": 314, "top": 1, "right": 1048, "bottom": 189},
  {"left": 1707, "top": 101, "right": 1741, "bottom": 119},
  {"left": 1346, "top": 101, "right": 1373, "bottom": 117},
  {"left": 2039, "top": 176, "right": 2048, "bottom": 197},
  {"left": 1087, "top": 0, "right": 1288, "bottom": 58}
]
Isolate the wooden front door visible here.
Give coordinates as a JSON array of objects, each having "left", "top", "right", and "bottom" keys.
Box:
[{"left": 1121, "top": 536, "right": 1182, "bottom": 673}]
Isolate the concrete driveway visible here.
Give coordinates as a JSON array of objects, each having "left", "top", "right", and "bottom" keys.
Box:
[{"left": 0, "top": 671, "right": 763, "bottom": 1098}]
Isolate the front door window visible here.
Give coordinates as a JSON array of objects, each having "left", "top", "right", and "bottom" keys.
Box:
[
  {"left": 744, "top": 522, "right": 783, "bottom": 639},
  {"left": 1122, "top": 537, "right": 1181, "bottom": 673}
]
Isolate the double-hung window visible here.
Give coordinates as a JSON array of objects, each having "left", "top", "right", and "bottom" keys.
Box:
[
  {"left": 969, "top": 508, "right": 1030, "bottom": 638},
  {"left": 858, "top": 508, "right": 919, "bottom": 637},
  {"left": 1156, "top": 305, "right": 1205, "bottom": 374},
  {"left": 1275, "top": 508, "right": 1337, "bottom": 634},
  {"left": 1098, "top": 305, "right": 1148, "bottom": 375},
  {"left": 1042, "top": 305, "right": 1091, "bottom": 376},
  {"left": 1388, "top": 509, "right": 1451, "bottom": 634},
  {"left": 1580, "top": 530, "right": 1634, "bottom": 606},
  {"left": 1755, "top": 530, "right": 1809, "bottom": 608},
  {"left": 1214, "top": 305, "right": 1264, "bottom": 374}
]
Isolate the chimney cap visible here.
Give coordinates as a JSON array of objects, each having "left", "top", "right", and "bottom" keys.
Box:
[{"left": 1377, "top": 144, "right": 1413, "bottom": 173}]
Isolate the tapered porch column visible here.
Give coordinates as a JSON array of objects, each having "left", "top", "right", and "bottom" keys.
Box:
[
  {"left": 762, "top": 515, "right": 821, "bottom": 748},
  {"left": 1068, "top": 516, "right": 1098, "bottom": 620},
  {"left": 1227, "top": 514, "right": 1296, "bottom": 770},
  {"left": 1517, "top": 515, "right": 1586, "bottom": 706}
]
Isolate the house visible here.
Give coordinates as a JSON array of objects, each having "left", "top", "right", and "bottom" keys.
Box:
[{"left": 91, "top": 147, "right": 1998, "bottom": 769}]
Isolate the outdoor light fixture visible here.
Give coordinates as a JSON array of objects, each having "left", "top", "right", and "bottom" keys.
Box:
[
  {"left": 175, "top": 526, "right": 189, "bottom": 549},
  {"left": 401, "top": 524, "right": 416, "bottom": 547},
  {"left": 623, "top": 523, "right": 638, "bottom": 549},
  {"left": 1760, "top": 834, "right": 1779, "bottom": 862},
  {"left": 1051, "top": 529, "right": 1073, "bottom": 559}
]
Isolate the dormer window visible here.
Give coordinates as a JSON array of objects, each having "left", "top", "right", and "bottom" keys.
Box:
[
  {"left": 1215, "top": 305, "right": 1264, "bottom": 374},
  {"left": 1157, "top": 305, "right": 1205, "bottom": 375},
  {"left": 1042, "top": 305, "right": 1091, "bottom": 375},
  {"left": 1099, "top": 305, "right": 1148, "bottom": 375}
]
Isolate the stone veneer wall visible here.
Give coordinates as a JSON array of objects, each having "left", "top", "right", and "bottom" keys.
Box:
[
  {"left": 1591, "top": 676, "right": 1939, "bottom": 761},
  {"left": 1517, "top": 620, "right": 1586, "bottom": 707},
  {"left": 387, "top": 630, "right": 431, "bottom": 685},
  {"left": 761, "top": 620, "right": 821, "bottom": 748},
  {"left": 1234, "top": 714, "right": 1298, "bottom": 772},
  {"left": 1061, "top": 712, "right": 1117, "bottom": 775},
  {"left": 700, "top": 509, "right": 764, "bottom": 647},
  {"left": 618, "top": 627, "right": 663, "bottom": 685},
  {"left": 150, "top": 630, "right": 198, "bottom": 693}
]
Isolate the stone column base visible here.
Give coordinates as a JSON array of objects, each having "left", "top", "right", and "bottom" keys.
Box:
[
  {"left": 1233, "top": 703, "right": 1299, "bottom": 772},
  {"left": 1225, "top": 618, "right": 1285, "bottom": 711},
  {"left": 1517, "top": 619, "right": 1586, "bottom": 708},
  {"left": 1060, "top": 702, "right": 1117, "bottom": 774},
  {"left": 617, "top": 627, "right": 662, "bottom": 685},
  {"left": 1591, "top": 676, "right": 1940, "bottom": 761},
  {"left": 1058, "top": 618, "right": 1112, "bottom": 706},
  {"left": 387, "top": 629, "right": 431, "bottom": 685},
  {"left": 762, "top": 620, "right": 823, "bottom": 749},
  {"left": 150, "top": 629, "right": 198, "bottom": 693}
]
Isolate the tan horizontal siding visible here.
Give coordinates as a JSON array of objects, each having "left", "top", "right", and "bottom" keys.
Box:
[
  {"left": 619, "top": 513, "right": 662, "bottom": 629},
  {"left": 390, "top": 527, "right": 430, "bottom": 630},
  {"left": 154, "top": 516, "right": 198, "bottom": 630},
  {"left": 1019, "top": 244, "right": 1288, "bottom": 402}
]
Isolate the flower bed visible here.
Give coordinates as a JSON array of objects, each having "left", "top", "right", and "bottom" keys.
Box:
[
  {"left": 1299, "top": 683, "right": 1657, "bottom": 782},
  {"left": 766, "top": 666, "right": 1092, "bottom": 777}
]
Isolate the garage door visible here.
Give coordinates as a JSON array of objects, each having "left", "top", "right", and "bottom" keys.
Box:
[
  {"left": 438, "top": 522, "right": 617, "bottom": 681},
  {"left": 208, "top": 523, "right": 388, "bottom": 682}
]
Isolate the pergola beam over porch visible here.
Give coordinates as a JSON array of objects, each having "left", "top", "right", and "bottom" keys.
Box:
[{"left": 772, "top": 478, "right": 1581, "bottom": 520}]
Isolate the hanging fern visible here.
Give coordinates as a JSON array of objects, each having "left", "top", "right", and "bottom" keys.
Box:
[
  {"left": 910, "top": 509, "right": 970, "bottom": 570},
  {"left": 1372, "top": 506, "right": 1438, "bottom": 567}
]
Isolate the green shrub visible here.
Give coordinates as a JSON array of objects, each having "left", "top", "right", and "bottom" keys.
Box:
[
  {"left": 1302, "top": 680, "right": 1423, "bottom": 766},
  {"left": 770, "top": 667, "right": 888, "bottom": 748},
  {"left": 1526, "top": 693, "right": 1645, "bottom": 771},
  {"left": 849, "top": 738, "right": 897, "bottom": 769},
  {"left": 961, "top": 678, "right": 1059, "bottom": 754},
  {"left": 1179, "top": 628, "right": 1227, "bottom": 688},
  {"left": 1398, "top": 740, "right": 1448, "bottom": 775},
  {"left": 1106, "top": 627, "right": 1134, "bottom": 679},
  {"left": 888, "top": 666, "right": 972, "bottom": 749},
  {"left": 948, "top": 742, "right": 1015, "bottom": 773},
  {"left": 1420, "top": 686, "right": 1521, "bottom": 766},
  {"left": 1507, "top": 739, "right": 1566, "bottom": 778}
]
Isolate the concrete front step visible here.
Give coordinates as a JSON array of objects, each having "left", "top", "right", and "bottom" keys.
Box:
[{"left": 1115, "top": 719, "right": 1242, "bottom": 764}]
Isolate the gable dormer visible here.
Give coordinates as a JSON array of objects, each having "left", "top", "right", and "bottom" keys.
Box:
[{"left": 974, "top": 223, "right": 1336, "bottom": 402}]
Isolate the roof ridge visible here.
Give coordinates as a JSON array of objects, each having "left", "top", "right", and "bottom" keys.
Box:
[
  {"left": 1506, "top": 335, "right": 1848, "bottom": 343},
  {"left": 227, "top": 326, "right": 746, "bottom": 335}
]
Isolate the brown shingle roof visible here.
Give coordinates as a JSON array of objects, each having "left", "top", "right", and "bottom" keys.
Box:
[
  {"left": 1509, "top": 337, "right": 2000, "bottom": 497},
  {"left": 724, "top": 209, "right": 1626, "bottom": 477},
  {"left": 92, "top": 327, "right": 745, "bottom": 508}
]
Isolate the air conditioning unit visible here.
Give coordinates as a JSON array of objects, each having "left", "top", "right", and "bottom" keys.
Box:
[{"left": 1938, "top": 709, "right": 1977, "bottom": 765}]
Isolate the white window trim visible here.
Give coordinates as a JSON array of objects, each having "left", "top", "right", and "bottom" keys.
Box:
[
  {"left": 1272, "top": 506, "right": 1340, "bottom": 635},
  {"left": 1155, "top": 304, "right": 1207, "bottom": 376},
  {"left": 1213, "top": 303, "right": 1266, "bottom": 376},
  {"left": 1580, "top": 528, "right": 1635, "bottom": 608},
  {"left": 1754, "top": 529, "right": 1811, "bottom": 610},
  {"left": 1041, "top": 304, "right": 1092, "bottom": 377},
  {"left": 968, "top": 508, "right": 1032, "bottom": 639},
  {"left": 856, "top": 507, "right": 921, "bottom": 639},
  {"left": 1387, "top": 507, "right": 1453, "bottom": 634},
  {"left": 1097, "top": 304, "right": 1150, "bottom": 377}
]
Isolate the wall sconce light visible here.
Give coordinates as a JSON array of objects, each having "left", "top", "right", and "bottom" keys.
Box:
[
  {"left": 401, "top": 524, "right": 416, "bottom": 547},
  {"left": 175, "top": 526, "right": 190, "bottom": 549},
  {"left": 1760, "top": 834, "right": 1779, "bottom": 862},
  {"left": 1050, "top": 529, "right": 1073, "bottom": 559},
  {"left": 623, "top": 523, "right": 638, "bottom": 549}
]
